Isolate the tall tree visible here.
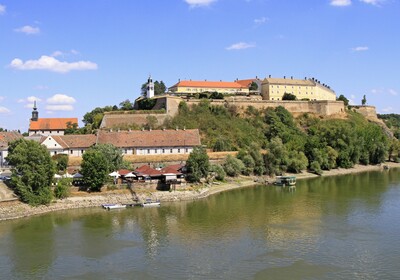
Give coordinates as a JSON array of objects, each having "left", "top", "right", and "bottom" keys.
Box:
[
  {"left": 362, "top": 95, "right": 367, "bottom": 105},
  {"left": 186, "top": 147, "right": 210, "bottom": 183},
  {"left": 6, "top": 139, "right": 56, "bottom": 205},
  {"left": 81, "top": 149, "right": 109, "bottom": 191},
  {"left": 337, "top": 94, "right": 349, "bottom": 106},
  {"left": 91, "top": 144, "right": 124, "bottom": 172}
]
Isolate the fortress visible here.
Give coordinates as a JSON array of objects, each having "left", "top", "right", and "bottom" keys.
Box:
[{"left": 100, "top": 95, "right": 347, "bottom": 130}]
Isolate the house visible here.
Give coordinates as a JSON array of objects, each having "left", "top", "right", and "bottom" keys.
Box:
[
  {"left": 96, "top": 129, "right": 201, "bottom": 155},
  {"left": 235, "top": 77, "right": 262, "bottom": 94},
  {"left": 261, "top": 76, "right": 336, "bottom": 101},
  {"left": 37, "top": 129, "right": 201, "bottom": 157},
  {"left": 168, "top": 80, "right": 249, "bottom": 95},
  {"left": 28, "top": 101, "right": 78, "bottom": 136},
  {"left": 0, "top": 131, "right": 23, "bottom": 167},
  {"left": 38, "top": 135, "right": 96, "bottom": 156}
]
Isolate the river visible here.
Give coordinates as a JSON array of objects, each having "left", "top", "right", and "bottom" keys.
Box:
[{"left": 1, "top": 169, "right": 400, "bottom": 279}]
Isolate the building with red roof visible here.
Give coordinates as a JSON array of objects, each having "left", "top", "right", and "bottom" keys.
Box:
[
  {"left": 168, "top": 80, "right": 249, "bottom": 95},
  {"left": 28, "top": 101, "right": 78, "bottom": 136}
]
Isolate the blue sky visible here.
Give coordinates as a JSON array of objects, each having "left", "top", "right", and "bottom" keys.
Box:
[{"left": 1, "top": 0, "right": 399, "bottom": 132}]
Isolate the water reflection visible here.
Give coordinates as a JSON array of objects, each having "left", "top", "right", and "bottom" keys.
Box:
[{"left": 0, "top": 169, "right": 399, "bottom": 279}]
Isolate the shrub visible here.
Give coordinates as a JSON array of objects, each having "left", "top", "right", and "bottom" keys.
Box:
[
  {"left": 223, "top": 155, "right": 245, "bottom": 177},
  {"left": 54, "top": 178, "right": 71, "bottom": 199},
  {"left": 210, "top": 164, "right": 226, "bottom": 181}
]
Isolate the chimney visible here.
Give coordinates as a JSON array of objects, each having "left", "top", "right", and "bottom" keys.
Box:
[
  {"left": 291, "top": 76, "right": 293, "bottom": 79},
  {"left": 256, "top": 75, "right": 258, "bottom": 79},
  {"left": 284, "top": 76, "right": 286, "bottom": 79},
  {"left": 305, "top": 77, "right": 307, "bottom": 80},
  {"left": 269, "top": 75, "right": 271, "bottom": 78}
]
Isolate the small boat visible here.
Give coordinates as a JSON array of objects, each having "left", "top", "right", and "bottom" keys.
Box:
[
  {"left": 140, "top": 198, "right": 161, "bottom": 207},
  {"left": 274, "top": 176, "right": 296, "bottom": 186},
  {"left": 102, "top": 204, "right": 127, "bottom": 210}
]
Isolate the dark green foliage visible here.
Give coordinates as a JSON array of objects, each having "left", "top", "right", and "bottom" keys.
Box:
[
  {"left": 337, "top": 94, "right": 349, "bottom": 106},
  {"left": 81, "top": 149, "right": 109, "bottom": 191},
  {"left": 119, "top": 99, "right": 134, "bottom": 110},
  {"left": 310, "top": 161, "right": 322, "bottom": 175},
  {"left": 165, "top": 101, "right": 265, "bottom": 151},
  {"left": 54, "top": 178, "right": 71, "bottom": 199},
  {"left": 144, "top": 115, "right": 158, "bottom": 130},
  {"left": 362, "top": 95, "right": 367, "bottom": 105},
  {"left": 154, "top": 81, "right": 166, "bottom": 95},
  {"left": 223, "top": 155, "right": 245, "bottom": 177},
  {"left": 287, "top": 151, "right": 308, "bottom": 173},
  {"left": 210, "top": 164, "right": 226, "bottom": 181},
  {"left": 186, "top": 147, "right": 210, "bottom": 183},
  {"left": 209, "top": 91, "right": 224, "bottom": 99},
  {"left": 378, "top": 114, "right": 400, "bottom": 140},
  {"left": 199, "top": 93, "right": 209, "bottom": 99},
  {"left": 6, "top": 139, "right": 56, "bottom": 205},
  {"left": 263, "top": 137, "right": 288, "bottom": 176},
  {"left": 52, "top": 154, "right": 68, "bottom": 171},
  {"left": 249, "top": 81, "right": 258, "bottom": 91},
  {"left": 91, "top": 144, "right": 124, "bottom": 172},
  {"left": 64, "top": 122, "right": 80, "bottom": 135},
  {"left": 282, "top": 92, "right": 297, "bottom": 100},
  {"left": 137, "top": 98, "right": 157, "bottom": 110}
]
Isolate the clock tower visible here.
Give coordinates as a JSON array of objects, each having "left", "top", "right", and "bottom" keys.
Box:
[{"left": 146, "top": 75, "right": 154, "bottom": 99}]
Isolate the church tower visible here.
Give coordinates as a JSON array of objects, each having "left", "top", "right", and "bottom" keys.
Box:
[
  {"left": 31, "top": 100, "right": 39, "bottom": 121},
  {"left": 146, "top": 75, "right": 154, "bottom": 99}
]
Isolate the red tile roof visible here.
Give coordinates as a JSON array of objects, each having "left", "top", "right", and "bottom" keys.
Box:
[
  {"left": 51, "top": 135, "right": 96, "bottom": 149},
  {"left": 29, "top": 118, "right": 78, "bottom": 131},
  {"left": 0, "top": 131, "right": 23, "bottom": 148},
  {"left": 235, "top": 79, "right": 257, "bottom": 88},
  {"left": 97, "top": 129, "right": 201, "bottom": 148},
  {"left": 170, "top": 80, "right": 245, "bottom": 89},
  {"left": 134, "top": 165, "right": 162, "bottom": 176}
]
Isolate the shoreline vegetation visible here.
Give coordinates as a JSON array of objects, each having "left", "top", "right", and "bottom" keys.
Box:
[{"left": 1, "top": 162, "right": 399, "bottom": 222}]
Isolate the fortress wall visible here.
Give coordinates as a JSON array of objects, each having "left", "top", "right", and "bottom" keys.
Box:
[
  {"left": 186, "top": 99, "right": 345, "bottom": 116},
  {"left": 349, "top": 106, "right": 378, "bottom": 120}
]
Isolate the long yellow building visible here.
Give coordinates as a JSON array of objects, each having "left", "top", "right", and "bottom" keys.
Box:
[
  {"left": 168, "top": 80, "right": 249, "bottom": 95},
  {"left": 261, "top": 76, "right": 336, "bottom": 101}
]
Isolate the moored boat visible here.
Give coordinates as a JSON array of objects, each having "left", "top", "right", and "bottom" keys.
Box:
[
  {"left": 274, "top": 176, "right": 296, "bottom": 186},
  {"left": 140, "top": 198, "right": 161, "bottom": 207},
  {"left": 102, "top": 204, "right": 127, "bottom": 210}
]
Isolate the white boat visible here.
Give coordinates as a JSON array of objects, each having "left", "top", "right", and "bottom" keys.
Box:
[
  {"left": 102, "top": 204, "right": 127, "bottom": 210},
  {"left": 140, "top": 198, "right": 161, "bottom": 207}
]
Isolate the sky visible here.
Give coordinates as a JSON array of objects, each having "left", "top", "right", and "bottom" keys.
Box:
[{"left": 1, "top": 0, "right": 400, "bottom": 132}]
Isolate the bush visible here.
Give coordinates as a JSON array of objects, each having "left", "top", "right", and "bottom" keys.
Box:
[
  {"left": 54, "top": 178, "right": 71, "bottom": 199},
  {"left": 223, "top": 155, "right": 245, "bottom": 177},
  {"left": 310, "top": 161, "right": 322, "bottom": 175},
  {"left": 210, "top": 164, "right": 226, "bottom": 181}
]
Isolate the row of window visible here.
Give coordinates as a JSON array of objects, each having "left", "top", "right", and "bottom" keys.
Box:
[
  {"left": 139, "top": 148, "right": 189, "bottom": 154},
  {"left": 271, "top": 85, "right": 309, "bottom": 90}
]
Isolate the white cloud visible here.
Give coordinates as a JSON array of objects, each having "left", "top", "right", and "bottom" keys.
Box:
[
  {"left": 360, "top": 0, "right": 385, "bottom": 6},
  {"left": 47, "top": 94, "right": 76, "bottom": 104},
  {"left": 352, "top": 46, "right": 369, "bottom": 52},
  {"left": 226, "top": 42, "right": 256, "bottom": 50},
  {"left": 330, "top": 0, "right": 352, "bottom": 6},
  {"left": 0, "top": 96, "right": 4, "bottom": 102},
  {"left": 388, "top": 89, "right": 398, "bottom": 96},
  {"left": 185, "top": 0, "right": 217, "bottom": 8},
  {"left": 9, "top": 55, "right": 98, "bottom": 73},
  {"left": 45, "top": 105, "right": 74, "bottom": 111},
  {"left": 0, "top": 4, "right": 5, "bottom": 15},
  {"left": 14, "top": 25, "right": 40, "bottom": 35},
  {"left": 51, "top": 49, "right": 80, "bottom": 57},
  {"left": 0, "top": 106, "right": 10, "bottom": 114},
  {"left": 254, "top": 17, "right": 268, "bottom": 25},
  {"left": 18, "top": 96, "right": 41, "bottom": 109}
]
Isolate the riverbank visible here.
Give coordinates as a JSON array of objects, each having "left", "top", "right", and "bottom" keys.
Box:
[{"left": 1, "top": 162, "right": 399, "bottom": 221}]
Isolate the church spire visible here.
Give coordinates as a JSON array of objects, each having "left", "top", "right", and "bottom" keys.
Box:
[{"left": 31, "top": 100, "right": 39, "bottom": 121}]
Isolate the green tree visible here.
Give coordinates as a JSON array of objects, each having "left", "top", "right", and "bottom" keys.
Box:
[
  {"left": 186, "top": 147, "right": 210, "bottom": 183},
  {"left": 209, "top": 91, "right": 224, "bottom": 99},
  {"left": 209, "top": 164, "right": 226, "bottom": 181},
  {"left": 64, "top": 121, "right": 81, "bottom": 135},
  {"left": 263, "top": 137, "right": 288, "bottom": 176},
  {"left": 54, "top": 178, "right": 71, "bottom": 199},
  {"left": 6, "top": 139, "right": 56, "bottom": 205},
  {"left": 362, "top": 95, "right": 367, "bottom": 105},
  {"left": 249, "top": 81, "right": 258, "bottom": 91},
  {"left": 223, "top": 155, "right": 245, "bottom": 177},
  {"left": 91, "top": 144, "right": 124, "bottom": 172},
  {"left": 144, "top": 115, "right": 158, "bottom": 130},
  {"left": 52, "top": 154, "right": 69, "bottom": 172},
  {"left": 81, "top": 149, "right": 109, "bottom": 191},
  {"left": 282, "top": 92, "right": 297, "bottom": 100},
  {"left": 119, "top": 99, "right": 134, "bottom": 110},
  {"left": 154, "top": 81, "right": 167, "bottom": 95},
  {"left": 337, "top": 94, "right": 349, "bottom": 106}
]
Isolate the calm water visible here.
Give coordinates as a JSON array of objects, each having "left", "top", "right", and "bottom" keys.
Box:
[{"left": 1, "top": 169, "right": 400, "bottom": 280}]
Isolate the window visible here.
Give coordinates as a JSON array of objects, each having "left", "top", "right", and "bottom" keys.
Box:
[
  {"left": 185, "top": 148, "right": 188, "bottom": 153},
  {"left": 54, "top": 144, "right": 57, "bottom": 147},
  {"left": 81, "top": 150, "right": 84, "bottom": 154},
  {"left": 155, "top": 149, "right": 157, "bottom": 154},
  {"left": 170, "top": 149, "right": 173, "bottom": 153},
  {"left": 162, "top": 149, "right": 165, "bottom": 154},
  {"left": 178, "top": 148, "right": 181, "bottom": 153},
  {"left": 147, "top": 149, "right": 150, "bottom": 154},
  {"left": 70, "top": 150, "right": 73, "bottom": 154},
  {"left": 54, "top": 151, "right": 57, "bottom": 155},
  {"left": 125, "top": 149, "right": 127, "bottom": 154}
]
